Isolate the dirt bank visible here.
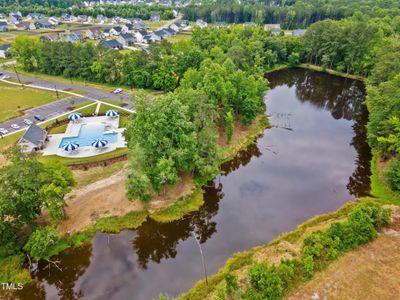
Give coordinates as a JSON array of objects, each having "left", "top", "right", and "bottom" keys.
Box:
[{"left": 58, "top": 171, "right": 194, "bottom": 234}]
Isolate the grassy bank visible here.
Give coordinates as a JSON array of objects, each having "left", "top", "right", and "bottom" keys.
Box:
[
  {"left": 298, "top": 64, "right": 365, "bottom": 81},
  {"left": 178, "top": 200, "right": 391, "bottom": 300},
  {"left": 370, "top": 152, "right": 400, "bottom": 205}
]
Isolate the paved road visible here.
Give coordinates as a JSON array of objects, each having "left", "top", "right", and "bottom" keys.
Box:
[
  {"left": 0, "top": 69, "right": 133, "bottom": 135},
  {"left": 0, "top": 69, "right": 132, "bottom": 103}
]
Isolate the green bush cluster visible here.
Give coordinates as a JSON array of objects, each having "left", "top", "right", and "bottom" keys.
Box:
[
  {"left": 234, "top": 202, "right": 390, "bottom": 300},
  {"left": 384, "top": 158, "right": 400, "bottom": 191}
]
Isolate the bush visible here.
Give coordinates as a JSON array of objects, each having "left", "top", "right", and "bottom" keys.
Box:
[
  {"left": 225, "top": 272, "right": 239, "bottom": 297},
  {"left": 385, "top": 158, "right": 400, "bottom": 191},
  {"left": 246, "top": 262, "right": 283, "bottom": 299},
  {"left": 23, "top": 227, "right": 66, "bottom": 261},
  {"left": 301, "top": 255, "right": 314, "bottom": 280}
]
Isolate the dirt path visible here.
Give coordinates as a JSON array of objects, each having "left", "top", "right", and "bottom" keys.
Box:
[
  {"left": 58, "top": 170, "right": 194, "bottom": 234},
  {"left": 286, "top": 216, "right": 400, "bottom": 300}
]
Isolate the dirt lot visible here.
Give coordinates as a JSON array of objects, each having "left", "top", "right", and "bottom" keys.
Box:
[
  {"left": 286, "top": 213, "right": 400, "bottom": 300},
  {"left": 57, "top": 170, "right": 194, "bottom": 234}
]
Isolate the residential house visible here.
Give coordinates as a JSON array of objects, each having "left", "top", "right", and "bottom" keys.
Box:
[
  {"left": 14, "top": 21, "right": 31, "bottom": 31},
  {"left": 48, "top": 17, "right": 60, "bottom": 26},
  {"left": 0, "top": 13, "right": 6, "bottom": 19},
  {"left": 172, "top": 9, "right": 179, "bottom": 17},
  {"left": 18, "top": 124, "right": 47, "bottom": 153},
  {"left": 196, "top": 19, "right": 207, "bottom": 28},
  {"left": 112, "top": 16, "right": 121, "bottom": 24},
  {"left": 122, "top": 23, "right": 134, "bottom": 33},
  {"left": 110, "top": 26, "right": 122, "bottom": 36},
  {"left": 29, "top": 22, "right": 37, "bottom": 30},
  {"left": 150, "top": 13, "right": 160, "bottom": 22},
  {"left": 0, "top": 44, "right": 11, "bottom": 58},
  {"left": 41, "top": 33, "right": 60, "bottom": 42},
  {"left": 117, "top": 33, "right": 135, "bottom": 47},
  {"left": 102, "top": 28, "right": 111, "bottom": 38},
  {"left": 8, "top": 14, "right": 22, "bottom": 24},
  {"left": 34, "top": 19, "right": 54, "bottom": 29},
  {"left": 61, "top": 13, "right": 72, "bottom": 21},
  {"left": 169, "top": 23, "right": 180, "bottom": 32},
  {"left": 77, "top": 15, "right": 89, "bottom": 23},
  {"left": 97, "top": 14, "right": 108, "bottom": 23},
  {"left": 85, "top": 28, "right": 102, "bottom": 39},
  {"left": 0, "top": 21, "right": 8, "bottom": 32},
  {"left": 26, "top": 13, "right": 45, "bottom": 20},
  {"left": 292, "top": 29, "right": 306, "bottom": 36},
  {"left": 128, "top": 18, "right": 146, "bottom": 29},
  {"left": 98, "top": 39, "right": 122, "bottom": 50},
  {"left": 145, "top": 32, "right": 161, "bottom": 42},
  {"left": 135, "top": 30, "right": 148, "bottom": 43},
  {"left": 176, "top": 19, "right": 189, "bottom": 28},
  {"left": 153, "top": 29, "right": 167, "bottom": 39},
  {"left": 163, "top": 27, "right": 176, "bottom": 36},
  {"left": 63, "top": 31, "right": 85, "bottom": 43}
]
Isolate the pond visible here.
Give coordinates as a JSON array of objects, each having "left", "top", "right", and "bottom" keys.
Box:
[{"left": 13, "top": 68, "right": 370, "bottom": 300}]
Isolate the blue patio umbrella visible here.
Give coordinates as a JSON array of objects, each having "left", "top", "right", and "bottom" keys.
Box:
[
  {"left": 68, "top": 112, "right": 82, "bottom": 121},
  {"left": 62, "top": 142, "right": 79, "bottom": 152},
  {"left": 105, "top": 110, "right": 119, "bottom": 118},
  {"left": 91, "top": 139, "right": 108, "bottom": 148}
]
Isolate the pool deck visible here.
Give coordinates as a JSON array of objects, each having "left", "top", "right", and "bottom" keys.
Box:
[{"left": 42, "top": 116, "right": 127, "bottom": 158}]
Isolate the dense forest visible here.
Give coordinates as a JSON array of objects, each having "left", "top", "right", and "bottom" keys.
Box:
[{"left": 183, "top": 0, "right": 400, "bottom": 29}]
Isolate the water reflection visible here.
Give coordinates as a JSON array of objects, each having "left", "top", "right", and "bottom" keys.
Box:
[{"left": 10, "top": 68, "right": 371, "bottom": 300}]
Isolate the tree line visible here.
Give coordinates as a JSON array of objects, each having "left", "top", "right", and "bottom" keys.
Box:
[{"left": 183, "top": 0, "right": 400, "bottom": 29}]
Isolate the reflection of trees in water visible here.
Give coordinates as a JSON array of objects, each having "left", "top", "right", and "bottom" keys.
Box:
[
  {"left": 16, "top": 245, "right": 92, "bottom": 300},
  {"left": 133, "top": 183, "right": 223, "bottom": 269},
  {"left": 347, "top": 102, "right": 371, "bottom": 197},
  {"left": 266, "top": 68, "right": 371, "bottom": 197},
  {"left": 266, "top": 68, "right": 365, "bottom": 121},
  {"left": 132, "top": 139, "right": 262, "bottom": 269}
]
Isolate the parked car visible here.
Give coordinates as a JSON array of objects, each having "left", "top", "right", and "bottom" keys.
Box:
[
  {"left": 34, "top": 115, "right": 45, "bottom": 121},
  {"left": 11, "top": 124, "right": 20, "bottom": 129},
  {"left": 113, "top": 88, "right": 123, "bottom": 94},
  {"left": 23, "top": 119, "right": 32, "bottom": 125},
  {"left": 0, "top": 128, "right": 8, "bottom": 134}
]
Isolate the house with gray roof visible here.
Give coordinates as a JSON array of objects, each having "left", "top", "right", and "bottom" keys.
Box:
[
  {"left": 99, "top": 39, "right": 122, "bottom": 50},
  {"left": 0, "top": 44, "right": 11, "bottom": 58},
  {"left": 8, "top": 14, "right": 22, "bottom": 24},
  {"left": 117, "top": 33, "right": 135, "bottom": 47},
  {"left": 63, "top": 31, "right": 85, "bottom": 43},
  {"left": 150, "top": 13, "right": 160, "bottom": 22},
  {"left": 18, "top": 124, "right": 47, "bottom": 153},
  {"left": 0, "top": 21, "right": 8, "bottom": 32}
]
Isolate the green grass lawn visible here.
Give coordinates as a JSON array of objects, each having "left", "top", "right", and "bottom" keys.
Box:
[
  {"left": 167, "top": 32, "right": 193, "bottom": 43},
  {"left": 0, "top": 82, "right": 67, "bottom": 122}
]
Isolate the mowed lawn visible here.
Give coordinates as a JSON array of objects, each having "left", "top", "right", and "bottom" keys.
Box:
[{"left": 0, "top": 82, "right": 61, "bottom": 122}]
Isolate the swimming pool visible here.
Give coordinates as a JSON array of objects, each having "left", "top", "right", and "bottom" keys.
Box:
[{"left": 59, "top": 123, "right": 118, "bottom": 148}]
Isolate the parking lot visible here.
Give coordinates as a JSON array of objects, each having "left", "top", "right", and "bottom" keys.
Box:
[{"left": 0, "top": 96, "right": 90, "bottom": 135}]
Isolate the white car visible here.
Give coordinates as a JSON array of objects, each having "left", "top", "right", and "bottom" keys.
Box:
[
  {"left": 0, "top": 128, "right": 8, "bottom": 134},
  {"left": 10, "top": 124, "right": 20, "bottom": 129},
  {"left": 23, "top": 119, "right": 33, "bottom": 125},
  {"left": 113, "top": 88, "right": 123, "bottom": 94}
]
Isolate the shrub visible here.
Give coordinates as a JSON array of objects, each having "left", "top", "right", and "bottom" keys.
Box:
[
  {"left": 246, "top": 262, "right": 283, "bottom": 299},
  {"left": 225, "top": 272, "right": 239, "bottom": 297},
  {"left": 301, "top": 255, "right": 314, "bottom": 280},
  {"left": 385, "top": 158, "right": 400, "bottom": 191}
]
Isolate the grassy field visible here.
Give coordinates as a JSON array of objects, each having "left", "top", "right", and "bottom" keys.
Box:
[
  {"left": 167, "top": 32, "right": 193, "bottom": 43},
  {"left": 0, "top": 82, "right": 66, "bottom": 122}
]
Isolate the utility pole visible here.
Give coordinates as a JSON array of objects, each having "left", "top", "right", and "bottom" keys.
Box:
[
  {"left": 54, "top": 85, "right": 59, "bottom": 99},
  {"left": 193, "top": 232, "right": 208, "bottom": 286},
  {"left": 13, "top": 64, "right": 22, "bottom": 85}
]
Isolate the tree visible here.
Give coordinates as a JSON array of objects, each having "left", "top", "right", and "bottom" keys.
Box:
[
  {"left": 23, "top": 226, "right": 63, "bottom": 261},
  {"left": 225, "top": 110, "right": 234, "bottom": 143},
  {"left": 11, "top": 36, "right": 41, "bottom": 72}
]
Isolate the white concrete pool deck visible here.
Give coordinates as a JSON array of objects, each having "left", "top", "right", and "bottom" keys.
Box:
[{"left": 42, "top": 116, "right": 127, "bottom": 158}]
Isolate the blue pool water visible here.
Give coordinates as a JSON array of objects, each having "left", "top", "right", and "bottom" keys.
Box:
[{"left": 59, "top": 123, "right": 118, "bottom": 148}]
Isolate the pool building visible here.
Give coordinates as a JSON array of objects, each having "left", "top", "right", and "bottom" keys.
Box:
[{"left": 42, "top": 115, "right": 126, "bottom": 158}]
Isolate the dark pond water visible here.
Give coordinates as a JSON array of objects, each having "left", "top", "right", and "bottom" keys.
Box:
[{"left": 11, "top": 68, "right": 370, "bottom": 300}]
